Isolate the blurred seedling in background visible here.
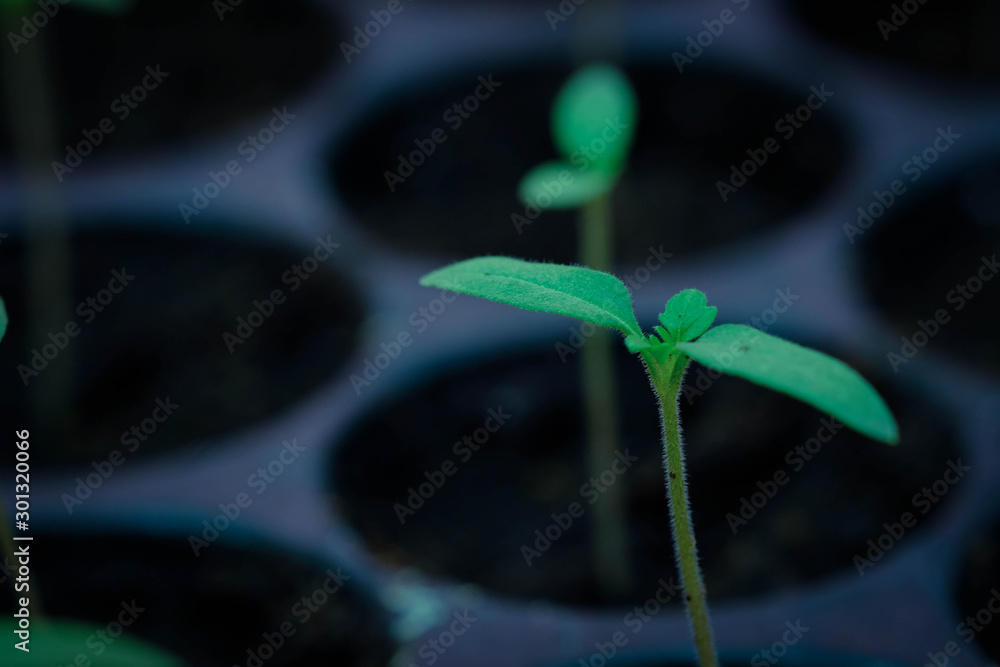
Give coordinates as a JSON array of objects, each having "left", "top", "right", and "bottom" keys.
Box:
[
  {"left": 0, "top": 0, "right": 132, "bottom": 449},
  {"left": 517, "top": 62, "right": 639, "bottom": 598},
  {"left": 420, "top": 258, "right": 899, "bottom": 666}
]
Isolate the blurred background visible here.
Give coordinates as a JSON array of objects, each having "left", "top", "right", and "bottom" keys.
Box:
[{"left": 0, "top": 0, "right": 999, "bottom": 665}]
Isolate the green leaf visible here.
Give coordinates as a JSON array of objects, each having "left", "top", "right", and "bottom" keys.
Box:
[
  {"left": 420, "top": 257, "right": 642, "bottom": 337},
  {"left": 0, "top": 296, "right": 7, "bottom": 344},
  {"left": 0, "top": 619, "right": 182, "bottom": 665},
  {"left": 677, "top": 324, "right": 899, "bottom": 444},
  {"left": 517, "top": 161, "right": 618, "bottom": 210},
  {"left": 551, "top": 63, "right": 637, "bottom": 171},
  {"left": 656, "top": 289, "right": 717, "bottom": 344}
]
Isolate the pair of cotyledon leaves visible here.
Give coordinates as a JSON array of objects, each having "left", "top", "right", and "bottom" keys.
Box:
[
  {"left": 421, "top": 257, "right": 899, "bottom": 445},
  {"left": 518, "top": 63, "right": 637, "bottom": 210}
]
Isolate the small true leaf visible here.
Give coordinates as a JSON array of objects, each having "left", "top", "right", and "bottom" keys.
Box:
[
  {"left": 420, "top": 257, "right": 642, "bottom": 337},
  {"left": 677, "top": 324, "right": 899, "bottom": 444},
  {"left": 551, "top": 63, "right": 637, "bottom": 171},
  {"left": 657, "top": 289, "right": 717, "bottom": 344},
  {"left": 517, "top": 161, "right": 619, "bottom": 210}
]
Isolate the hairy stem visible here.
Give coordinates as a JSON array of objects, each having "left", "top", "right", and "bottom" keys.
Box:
[
  {"left": 642, "top": 351, "right": 717, "bottom": 667},
  {"left": 578, "top": 193, "right": 632, "bottom": 599}
]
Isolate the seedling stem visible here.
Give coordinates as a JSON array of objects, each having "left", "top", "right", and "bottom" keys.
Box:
[{"left": 643, "top": 349, "right": 717, "bottom": 666}]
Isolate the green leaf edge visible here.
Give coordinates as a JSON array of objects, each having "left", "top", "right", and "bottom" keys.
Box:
[
  {"left": 517, "top": 160, "right": 620, "bottom": 210},
  {"left": 419, "top": 257, "right": 643, "bottom": 339},
  {"left": 0, "top": 618, "right": 182, "bottom": 665},
  {"left": 551, "top": 62, "right": 637, "bottom": 167},
  {"left": 677, "top": 324, "right": 900, "bottom": 445}
]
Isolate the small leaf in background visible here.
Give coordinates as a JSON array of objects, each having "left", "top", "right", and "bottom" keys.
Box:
[
  {"left": 420, "top": 256, "right": 643, "bottom": 337},
  {"left": 657, "top": 289, "right": 717, "bottom": 344},
  {"left": 517, "top": 161, "right": 619, "bottom": 210},
  {"left": 677, "top": 324, "right": 899, "bottom": 444},
  {"left": 0, "top": 619, "right": 182, "bottom": 665},
  {"left": 551, "top": 62, "right": 637, "bottom": 172}
]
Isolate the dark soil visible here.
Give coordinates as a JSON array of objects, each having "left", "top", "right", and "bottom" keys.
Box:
[
  {"left": 955, "top": 519, "right": 1000, "bottom": 661},
  {"left": 786, "top": 0, "right": 1000, "bottom": 81},
  {"left": 330, "top": 341, "right": 958, "bottom": 608},
  {"left": 0, "top": 0, "right": 336, "bottom": 156},
  {"left": 329, "top": 60, "right": 848, "bottom": 266},
  {"left": 0, "top": 224, "right": 363, "bottom": 468},
  {"left": 856, "top": 157, "right": 1000, "bottom": 372},
  {"left": 0, "top": 526, "right": 393, "bottom": 666}
]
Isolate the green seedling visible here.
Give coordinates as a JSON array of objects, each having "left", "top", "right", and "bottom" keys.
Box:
[
  {"left": 518, "top": 62, "right": 637, "bottom": 211},
  {"left": 0, "top": 0, "right": 135, "bottom": 447},
  {"left": 517, "top": 63, "right": 639, "bottom": 598},
  {"left": 0, "top": 298, "right": 181, "bottom": 666},
  {"left": 420, "top": 257, "right": 898, "bottom": 667}
]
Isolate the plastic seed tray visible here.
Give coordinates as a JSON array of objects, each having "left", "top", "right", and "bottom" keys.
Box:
[{"left": 1, "top": 1, "right": 998, "bottom": 666}]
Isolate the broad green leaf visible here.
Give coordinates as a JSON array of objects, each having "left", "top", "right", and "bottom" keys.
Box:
[
  {"left": 0, "top": 295, "right": 7, "bottom": 343},
  {"left": 552, "top": 63, "right": 637, "bottom": 171},
  {"left": 517, "top": 161, "right": 618, "bottom": 210},
  {"left": 420, "top": 257, "right": 642, "bottom": 337},
  {"left": 0, "top": 619, "right": 182, "bottom": 665},
  {"left": 677, "top": 324, "right": 899, "bottom": 444},
  {"left": 657, "top": 289, "right": 717, "bottom": 344}
]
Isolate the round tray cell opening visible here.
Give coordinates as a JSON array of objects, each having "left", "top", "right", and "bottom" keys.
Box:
[
  {"left": 856, "top": 158, "right": 1000, "bottom": 372},
  {"left": 785, "top": 0, "right": 1000, "bottom": 81},
  {"left": 0, "top": 0, "right": 337, "bottom": 157},
  {"left": 329, "top": 60, "right": 848, "bottom": 266},
  {"left": 330, "top": 340, "right": 957, "bottom": 607},
  {"left": 0, "top": 528, "right": 393, "bottom": 666},
  {"left": 0, "top": 224, "right": 364, "bottom": 468}
]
